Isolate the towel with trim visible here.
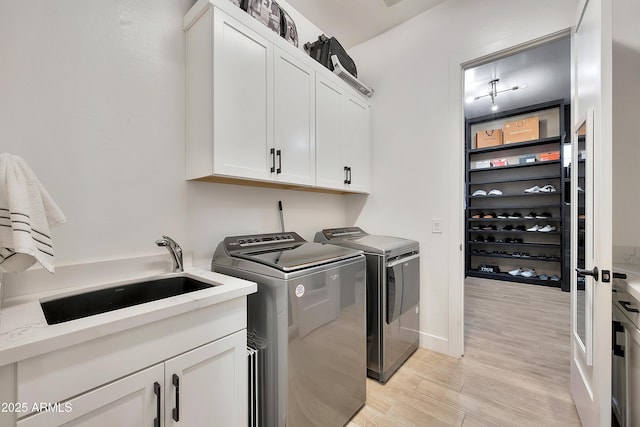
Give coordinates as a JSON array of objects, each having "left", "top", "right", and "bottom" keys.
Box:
[{"left": 0, "top": 153, "right": 67, "bottom": 273}]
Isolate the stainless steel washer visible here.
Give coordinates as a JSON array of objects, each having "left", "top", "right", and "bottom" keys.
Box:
[
  {"left": 212, "top": 232, "right": 366, "bottom": 427},
  {"left": 314, "top": 227, "right": 419, "bottom": 383}
]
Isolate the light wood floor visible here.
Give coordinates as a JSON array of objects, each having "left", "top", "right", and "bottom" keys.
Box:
[{"left": 348, "top": 277, "right": 581, "bottom": 426}]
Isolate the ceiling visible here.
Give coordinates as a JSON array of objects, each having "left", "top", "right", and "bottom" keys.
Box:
[
  {"left": 464, "top": 37, "right": 571, "bottom": 119},
  {"left": 284, "top": 1, "right": 570, "bottom": 119},
  {"left": 283, "top": 0, "right": 446, "bottom": 48}
]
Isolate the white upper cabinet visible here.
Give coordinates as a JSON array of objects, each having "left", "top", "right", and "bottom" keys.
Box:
[
  {"left": 273, "top": 47, "right": 315, "bottom": 186},
  {"left": 316, "top": 75, "right": 371, "bottom": 193},
  {"left": 184, "top": 0, "right": 370, "bottom": 193}
]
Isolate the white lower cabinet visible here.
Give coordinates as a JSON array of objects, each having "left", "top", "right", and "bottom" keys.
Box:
[
  {"left": 316, "top": 75, "right": 371, "bottom": 193},
  {"left": 17, "top": 331, "right": 246, "bottom": 427}
]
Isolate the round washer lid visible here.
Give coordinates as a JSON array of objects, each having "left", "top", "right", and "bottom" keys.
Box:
[{"left": 232, "top": 241, "right": 361, "bottom": 272}]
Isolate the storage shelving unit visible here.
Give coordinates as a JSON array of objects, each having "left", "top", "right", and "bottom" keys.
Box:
[{"left": 465, "top": 100, "right": 567, "bottom": 289}]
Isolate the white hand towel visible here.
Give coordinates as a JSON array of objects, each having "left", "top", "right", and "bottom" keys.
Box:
[{"left": 0, "top": 153, "right": 67, "bottom": 273}]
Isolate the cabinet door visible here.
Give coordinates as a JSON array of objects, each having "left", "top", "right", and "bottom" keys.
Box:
[
  {"left": 273, "top": 47, "right": 315, "bottom": 186},
  {"left": 315, "top": 76, "right": 346, "bottom": 190},
  {"left": 17, "top": 364, "right": 164, "bottom": 427},
  {"left": 212, "top": 9, "right": 273, "bottom": 181},
  {"left": 344, "top": 96, "right": 371, "bottom": 193},
  {"left": 164, "top": 330, "right": 246, "bottom": 427}
]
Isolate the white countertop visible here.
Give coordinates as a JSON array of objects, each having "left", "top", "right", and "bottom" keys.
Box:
[
  {"left": 613, "top": 263, "right": 640, "bottom": 302},
  {"left": 0, "top": 265, "right": 256, "bottom": 366}
]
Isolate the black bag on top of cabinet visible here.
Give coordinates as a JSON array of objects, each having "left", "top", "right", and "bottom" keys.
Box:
[
  {"left": 227, "top": 0, "right": 247, "bottom": 9},
  {"left": 246, "top": 0, "right": 281, "bottom": 34},
  {"left": 304, "top": 34, "right": 357, "bottom": 78},
  {"left": 279, "top": 6, "right": 298, "bottom": 47}
]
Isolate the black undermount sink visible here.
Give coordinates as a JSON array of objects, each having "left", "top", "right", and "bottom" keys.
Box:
[{"left": 41, "top": 276, "right": 215, "bottom": 325}]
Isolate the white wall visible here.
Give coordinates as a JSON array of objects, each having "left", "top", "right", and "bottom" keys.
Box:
[
  {"left": 347, "top": 0, "right": 578, "bottom": 354},
  {"left": 0, "top": 0, "right": 344, "bottom": 276},
  {"left": 612, "top": 0, "right": 640, "bottom": 259}
]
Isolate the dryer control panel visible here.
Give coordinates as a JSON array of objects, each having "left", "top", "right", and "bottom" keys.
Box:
[{"left": 223, "top": 232, "right": 304, "bottom": 252}]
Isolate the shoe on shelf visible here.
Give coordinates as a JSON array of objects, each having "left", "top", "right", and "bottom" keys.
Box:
[
  {"left": 471, "top": 225, "right": 481, "bottom": 230},
  {"left": 515, "top": 225, "right": 527, "bottom": 231},
  {"left": 472, "top": 189, "right": 487, "bottom": 196},
  {"left": 550, "top": 275, "right": 561, "bottom": 281},
  {"left": 497, "top": 212, "right": 509, "bottom": 219},
  {"left": 524, "top": 212, "right": 537, "bottom": 219},
  {"left": 521, "top": 252, "right": 530, "bottom": 258},
  {"left": 488, "top": 189, "right": 503, "bottom": 196},
  {"left": 512, "top": 238, "right": 524, "bottom": 243},
  {"left": 521, "top": 269, "right": 537, "bottom": 278},
  {"left": 486, "top": 236, "right": 496, "bottom": 242},
  {"left": 536, "top": 212, "right": 552, "bottom": 219},
  {"left": 512, "top": 252, "right": 522, "bottom": 257},
  {"left": 508, "top": 212, "right": 522, "bottom": 219},
  {"left": 539, "top": 185, "right": 557, "bottom": 193},
  {"left": 539, "top": 274, "right": 549, "bottom": 280},
  {"left": 526, "top": 224, "right": 540, "bottom": 232},
  {"left": 524, "top": 185, "right": 541, "bottom": 193},
  {"left": 509, "top": 268, "right": 523, "bottom": 276},
  {"left": 483, "top": 212, "right": 497, "bottom": 219},
  {"left": 502, "top": 225, "right": 514, "bottom": 231},
  {"left": 538, "top": 225, "right": 557, "bottom": 232},
  {"left": 473, "top": 235, "right": 485, "bottom": 242},
  {"left": 471, "top": 212, "right": 483, "bottom": 219},
  {"left": 482, "top": 225, "right": 496, "bottom": 230}
]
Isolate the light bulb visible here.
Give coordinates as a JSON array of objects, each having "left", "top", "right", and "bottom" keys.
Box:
[
  {"left": 465, "top": 96, "right": 475, "bottom": 103},
  {"left": 491, "top": 104, "right": 498, "bottom": 111}
]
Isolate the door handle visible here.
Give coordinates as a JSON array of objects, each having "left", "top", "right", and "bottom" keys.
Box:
[
  {"left": 619, "top": 300, "right": 640, "bottom": 313},
  {"left": 153, "top": 382, "right": 161, "bottom": 427},
  {"left": 576, "top": 266, "right": 599, "bottom": 281},
  {"left": 270, "top": 148, "right": 276, "bottom": 173},
  {"left": 276, "top": 149, "right": 282, "bottom": 174},
  {"left": 172, "top": 374, "right": 180, "bottom": 422},
  {"left": 347, "top": 167, "right": 352, "bottom": 184},
  {"left": 344, "top": 166, "right": 349, "bottom": 184}
]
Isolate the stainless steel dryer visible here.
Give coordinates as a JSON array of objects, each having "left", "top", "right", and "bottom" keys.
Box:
[
  {"left": 212, "top": 232, "right": 366, "bottom": 427},
  {"left": 314, "top": 227, "right": 419, "bottom": 382}
]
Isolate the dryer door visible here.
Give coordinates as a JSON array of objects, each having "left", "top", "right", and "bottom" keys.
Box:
[{"left": 386, "top": 252, "right": 420, "bottom": 323}]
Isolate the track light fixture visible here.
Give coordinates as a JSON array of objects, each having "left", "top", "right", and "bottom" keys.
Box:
[{"left": 466, "top": 78, "right": 527, "bottom": 112}]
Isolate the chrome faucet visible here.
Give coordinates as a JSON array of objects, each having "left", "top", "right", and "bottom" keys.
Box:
[{"left": 156, "top": 235, "right": 184, "bottom": 273}]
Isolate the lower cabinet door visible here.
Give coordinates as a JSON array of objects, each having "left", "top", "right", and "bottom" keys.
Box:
[
  {"left": 164, "top": 330, "right": 247, "bottom": 427},
  {"left": 17, "top": 364, "right": 164, "bottom": 427}
]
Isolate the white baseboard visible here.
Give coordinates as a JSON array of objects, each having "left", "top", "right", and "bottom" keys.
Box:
[{"left": 418, "top": 331, "right": 450, "bottom": 356}]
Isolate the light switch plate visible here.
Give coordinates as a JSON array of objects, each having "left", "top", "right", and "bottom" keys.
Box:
[{"left": 432, "top": 218, "right": 443, "bottom": 234}]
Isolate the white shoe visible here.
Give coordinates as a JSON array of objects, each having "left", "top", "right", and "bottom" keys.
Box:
[
  {"left": 488, "top": 189, "right": 503, "bottom": 196},
  {"left": 539, "top": 185, "right": 557, "bottom": 193},
  {"left": 526, "top": 225, "right": 540, "bottom": 232},
  {"left": 521, "top": 269, "right": 537, "bottom": 278},
  {"left": 509, "top": 268, "right": 523, "bottom": 276},
  {"left": 472, "top": 189, "right": 487, "bottom": 196},
  {"left": 538, "top": 225, "right": 557, "bottom": 232},
  {"left": 524, "top": 185, "right": 541, "bottom": 193}
]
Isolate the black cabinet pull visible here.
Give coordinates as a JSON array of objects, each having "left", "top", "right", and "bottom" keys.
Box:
[
  {"left": 613, "top": 272, "right": 628, "bottom": 280},
  {"left": 276, "top": 149, "right": 282, "bottom": 174},
  {"left": 153, "top": 382, "right": 161, "bottom": 427},
  {"left": 347, "top": 167, "right": 352, "bottom": 184},
  {"left": 344, "top": 166, "right": 349, "bottom": 184},
  {"left": 612, "top": 320, "right": 625, "bottom": 357},
  {"left": 172, "top": 374, "right": 180, "bottom": 422},
  {"left": 576, "top": 266, "right": 599, "bottom": 282},
  {"left": 620, "top": 300, "right": 640, "bottom": 313},
  {"left": 270, "top": 148, "right": 275, "bottom": 173}
]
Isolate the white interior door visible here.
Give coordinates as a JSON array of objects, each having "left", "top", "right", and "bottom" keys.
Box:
[{"left": 570, "top": 0, "right": 613, "bottom": 425}]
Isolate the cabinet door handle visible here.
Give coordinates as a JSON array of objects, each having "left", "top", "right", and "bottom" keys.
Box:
[
  {"left": 347, "top": 167, "right": 352, "bottom": 184},
  {"left": 153, "top": 382, "right": 161, "bottom": 427},
  {"left": 270, "top": 148, "right": 276, "bottom": 173},
  {"left": 276, "top": 149, "right": 282, "bottom": 174},
  {"left": 344, "top": 166, "right": 349, "bottom": 184},
  {"left": 172, "top": 374, "right": 180, "bottom": 422},
  {"left": 612, "top": 320, "right": 625, "bottom": 357},
  {"left": 620, "top": 300, "right": 640, "bottom": 313}
]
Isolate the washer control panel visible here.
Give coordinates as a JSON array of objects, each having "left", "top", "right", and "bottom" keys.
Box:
[
  {"left": 224, "top": 232, "right": 304, "bottom": 252},
  {"left": 321, "top": 227, "right": 367, "bottom": 240}
]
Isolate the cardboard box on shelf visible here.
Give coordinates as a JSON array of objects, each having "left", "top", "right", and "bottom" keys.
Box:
[
  {"left": 475, "top": 129, "right": 503, "bottom": 148},
  {"left": 503, "top": 116, "right": 540, "bottom": 144},
  {"left": 519, "top": 154, "right": 537, "bottom": 164},
  {"left": 540, "top": 151, "right": 560, "bottom": 161}
]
